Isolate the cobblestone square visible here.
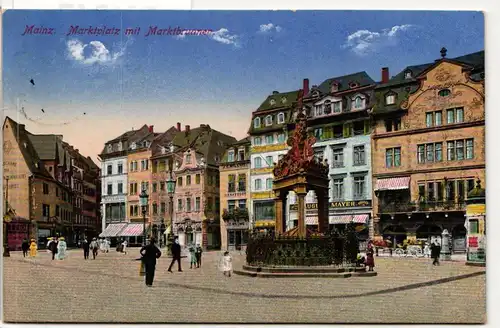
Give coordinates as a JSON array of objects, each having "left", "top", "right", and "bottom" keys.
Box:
[{"left": 2, "top": 248, "right": 485, "bottom": 323}]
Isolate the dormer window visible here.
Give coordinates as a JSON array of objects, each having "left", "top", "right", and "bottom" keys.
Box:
[
  {"left": 281, "top": 97, "right": 287, "bottom": 104},
  {"left": 312, "top": 90, "right": 320, "bottom": 97},
  {"left": 169, "top": 144, "right": 175, "bottom": 152},
  {"left": 142, "top": 141, "right": 148, "bottom": 148},
  {"left": 228, "top": 150, "right": 235, "bottom": 162},
  {"left": 404, "top": 70, "right": 412, "bottom": 79},
  {"left": 349, "top": 82, "right": 358, "bottom": 89},
  {"left": 174, "top": 161, "right": 180, "bottom": 169},
  {"left": 254, "top": 117, "right": 261, "bottom": 128},
  {"left": 131, "top": 142, "right": 137, "bottom": 150},
  {"left": 277, "top": 112, "right": 285, "bottom": 124},
  {"left": 107, "top": 144, "right": 112, "bottom": 152},
  {"left": 324, "top": 100, "right": 332, "bottom": 114},
  {"left": 353, "top": 96, "right": 364, "bottom": 109},
  {"left": 117, "top": 142, "right": 122, "bottom": 151},
  {"left": 331, "top": 82, "right": 339, "bottom": 93},
  {"left": 438, "top": 89, "right": 451, "bottom": 97},
  {"left": 269, "top": 99, "right": 276, "bottom": 106},
  {"left": 238, "top": 148, "right": 245, "bottom": 161},
  {"left": 265, "top": 115, "right": 273, "bottom": 126},
  {"left": 333, "top": 101, "right": 341, "bottom": 113},
  {"left": 161, "top": 147, "right": 166, "bottom": 154},
  {"left": 185, "top": 153, "right": 192, "bottom": 164},
  {"left": 385, "top": 94, "right": 396, "bottom": 105},
  {"left": 214, "top": 155, "right": 220, "bottom": 163}
]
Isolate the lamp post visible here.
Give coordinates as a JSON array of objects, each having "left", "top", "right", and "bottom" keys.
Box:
[
  {"left": 3, "top": 177, "right": 11, "bottom": 257},
  {"left": 139, "top": 188, "right": 149, "bottom": 246},
  {"left": 166, "top": 171, "right": 177, "bottom": 255}
]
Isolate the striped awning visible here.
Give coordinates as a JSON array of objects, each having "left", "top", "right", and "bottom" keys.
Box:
[
  {"left": 99, "top": 223, "right": 127, "bottom": 238},
  {"left": 119, "top": 223, "right": 147, "bottom": 237},
  {"left": 352, "top": 214, "right": 369, "bottom": 224},
  {"left": 305, "top": 217, "right": 318, "bottom": 225},
  {"left": 375, "top": 177, "right": 410, "bottom": 191},
  {"left": 329, "top": 215, "right": 353, "bottom": 224}
]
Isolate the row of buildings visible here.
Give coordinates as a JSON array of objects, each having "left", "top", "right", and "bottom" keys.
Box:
[
  {"left": 96, "top": 47, "right": 484, "bottom": 252},
  {"left": 3, "top": 118, "right": 101, "bottom": 250}
]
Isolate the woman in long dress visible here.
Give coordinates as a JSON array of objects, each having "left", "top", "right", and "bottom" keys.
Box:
[
  {"left": 29, "top": 239, "right": 38, "bottom": 257},
  {"left": 220, "top": 251, "right": 233, "bottom": 277},
  {"left": 365, "top": 240, "right": 375, "bottom": 271},
  {"left": 57, "top": 237, "right": 67, "bottom": 260}
]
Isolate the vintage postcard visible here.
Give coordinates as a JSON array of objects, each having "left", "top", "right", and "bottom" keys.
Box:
[{"left": 2, "top": 9, "right": 485, "bottom": 324}]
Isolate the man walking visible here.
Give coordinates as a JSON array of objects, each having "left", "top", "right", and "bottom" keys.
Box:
[
  {"left": 431, "top": 241, "right": 441, "bottom": 266},
  {"left": 140, "top": 237, "right": 162, "bottom": 287},
  {"left": 167, "top": 237, "right": 183, "bottom": 273},
  {"left": 49, "top": 237, "right": 58, "bottom": 260},
  {"left": 82, "top": 238, "right": 90, "bottom": 260},
  {"left": 21, "top": 238, "right": 30, "bottom": 257},
  {"left": 90, "top": 237, "right": 99, "bottom": 260},
  {"left": 195, "top": 244, "right": 203, "bottom": 268}
]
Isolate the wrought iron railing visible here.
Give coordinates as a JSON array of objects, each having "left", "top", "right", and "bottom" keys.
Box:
[
  {"left": 245, "top": 224, "right": 359, "bottom": 267},
  {"left": 378, "top": 200, "right": 466, "bottom": 214}
]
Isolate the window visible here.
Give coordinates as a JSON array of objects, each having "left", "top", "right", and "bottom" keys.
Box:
[
  {"left": 42, "top": 204, "right": 50, "bottom": 218},
  {"left": 332, "top": 148, "right": 344, "bottom": 168},
  {"left": 186, "top": 175, "right": 191, "bottom": 185},
  {"left": 266, "top": 178, "right": 273, "bottom": 190},
  {"left": 436, "top": 182, "right": 444, "bottom": 201},
  {"left": 195, "top": 174, "right": 201, "bottom": 184},
  {"left": 254, "top": 117, "right": 261, "bottom": 128},
  {"left": 117, "top": 163, "right": 123, "bottom": 174},
  {"left": 314, "top": 128, "right": 323, "bottom": 140},
  {"left": 228, "top": 174, "right": 236, "bottom": 192},
  {"left": 353, "top": 121, "right": 364, "bottom": 135},
  {"left": 265, "top": 156, "right": 273, "bottom": 167},
  {"left": 254, "top": 179, "right": 262, "bottom": 191},
  {"left": 333, "top": 101, "right": 341, "bottom": 113},
  {"left": 469, "top": 219, "right": 479, "bottom": 234},
  {"left": 228, "top": 200, "right": 236, "bottom": 212},
  {"left": 277, "top": 112, "right": 285, "bottom": 124},
  {"left": 323, "top": 100, "right": 332, "bottom": 114},
  {"left": 332, "top": 178, "right": 344, "bottom": 200},
  {"left": 238, "top": 199, "right": 247, "bottom": 209},
  {"left": 418, "top": 184, "right": 425, "bottom": 199},
  {"left": 254, "top": 157, "right": 262, "bottom": 168},
  {"left": 177, "top": 177, "right": 183, "bottom": 186},
  {"left": 353, "top": 146, "right": 365, "bottom": 166},
  {"left": 117, "top": 183, "right": 123, "bottom": 194},
  {"left": 107, "top": 165, "right": 112, "bottom": 175},
  {"left": 456, "top": 108, "right": 464, "bottom": 123},
  {"left": 265, "top": 115, "right": 273, "bottom": 126},
  {"left": 435, "top": 111, "right": 442, "bottom": 126},
  {"left": 386, "top": 147, "right": 401, "bottom": 167},
  {"left": 160, "top": 202, "right": 166, "bottom": 214},
  {"left": 314, "top": 105, "right": 323, "bottom": 117},
  {"left": 129, "top": 182, "right": 137, "bottom": 195},
  {"left": 435, "top": 143, "right": 443, "bottom": 161},
  {"left": 457, "top": 180, "right": 465, "bottom": 201},
  {"left": 238, "top": 149, "right": 245, "bottom": 161},
  {"left": 446, "top": 180, "right": 455, "bottom": 201},
  {"left": 207, "top": 197, "right": 213, "bottom": 211},
  {"left": 177, "top": 199, "right": 183, "bottom": 211},
  {"left": 467, "top": 179, "right": 475, "bottom": 193},
  {"left": 385, "top": 119, "right": 400, "bottom": 132},
  {"left": 55, "top": 205, "right": 60, "bottom": 217},
  {"left": 426, "top": 113, "right": 433, "bottom": 127},
  {"left": 195, "top": 197, "right": 201, "bottom": 211},
  {"left": 417, "top": 145, "right": 425, "bottom": 164},
  {"left": 353, "top": 176, "right": 365, "bottom": 199},
  {"left": 129, "top": 162, "right": 134, "bottom": 172},
  {"left": 438, "top": 89, "right": 451, "bottom": 97},
  {"left": 254, "top": 137, "right": 262, "bottom": 146},
  {"left": 43, "top": 183, "right": 49, "bottom": 194},
  {"left": 427, "top": 182, "right": 435, "bottom": 201},
  {"left": 404, "top": 71, "right": 412, "bottom": 79},
  {"left": 152, "top": 182, "right": 157, "bottom": 193},
  {"left": 353, "top": 96, "right": 363, "bottom": 109},
  {"left": 153, "top": 202, "right": 158, "bottom": 215},
  {"left": 227, "top": 150, "right": 235, "bottom": 162},
  {"left": 447, "top": 109, "right": 455, "bottom": 123},
  {"left": 386, "top": 94, "right": 396, "bottom": 105},
  {"left": 238, "top": 174, "right": 246, "bottom": 192},
  {"left": 56, "top": 188, "right": 59, "bottom": 197},
  {"left": 277, "top": 133, "right": 286, "bottom": 143},
  {"left": 265, "top": 135, "right": 274, "bottom": 144},
  {"left": 426, "top": 143, "right": 434, "bottom": 162},
  {"left": 448, "top": 139, "right": 473, "bottom": 161},
  {"left": 186, "top": 198, "right": 192, "bottom": 212},
  {"left": 186, "top": 154, "right": 192, "bottom": 164}
]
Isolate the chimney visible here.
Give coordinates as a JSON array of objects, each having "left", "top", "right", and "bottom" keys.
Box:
[
  {"left": 303, "top": 78, "right": 309, "bottom": 97},
  {"left": 148, "top": 125, "right": 154, "bottom": 133},
  {"left": 381, "top": 67, "right": 389, "bottom": 84},
  {"left": 272, "top": 91, "right": 279, "bottom": 95},
  {"left": 185, "top": 125, "right": 190, "bottom": 133},
  {"left": 176, "top": 122, "right": 181, "bottom": 131}
]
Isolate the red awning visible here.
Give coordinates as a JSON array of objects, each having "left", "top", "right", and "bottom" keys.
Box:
[
  {"left": 352, "top": 214, "right": 369, "bottom": 224},
  {"left": 329, "top": 215, "right": 353, "bottom": 224},
  {"left": 375, "top": 177, "right": 410, "bottom": 191},
  {"left": 119, "top": 223, "right": 147, "bottom": 237}
]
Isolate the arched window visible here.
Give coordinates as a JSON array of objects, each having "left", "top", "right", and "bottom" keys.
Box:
[
  {"left": 265, "top": 115, "right": 273, "bottom": 126},
  {"left": 438, "top": 89, "right": 451, "bottom": 97},
  {"left": 254, "top": 117, "right": 261, "bottom": 128},
  {"left": 277, "top": 112, "right": 285, "bottom": 124},
  {"left": 354, "top": 96, "right": 363, "bottom": 109}
]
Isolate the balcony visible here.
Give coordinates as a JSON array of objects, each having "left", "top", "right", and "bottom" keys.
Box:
[
  {"left": 378, "top": 200, "right": 466, "bottom": 214},
  {"left": 222, "top": 207, "right": 249, "bottom": 221}
]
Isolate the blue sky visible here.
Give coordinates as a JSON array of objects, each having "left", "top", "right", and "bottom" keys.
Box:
[{"left": 2, "top": 10, "right": 484, "bottom": 161}]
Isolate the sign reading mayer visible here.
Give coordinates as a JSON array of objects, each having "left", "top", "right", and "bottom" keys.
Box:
[{"left": 289, "top": 200, "right": 372, "bottom": 211}]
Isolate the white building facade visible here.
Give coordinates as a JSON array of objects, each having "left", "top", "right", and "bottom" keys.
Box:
[{"left": 101, "top": 155, "right": 128, "bottom": 231}]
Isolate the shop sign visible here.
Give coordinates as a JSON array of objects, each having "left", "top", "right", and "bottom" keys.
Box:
[
  {"left": 289, "top": 200, "right": 372, "bottom": 211},
  {"left": 466, "top": 204, "right": 486, "bottom": 216}
]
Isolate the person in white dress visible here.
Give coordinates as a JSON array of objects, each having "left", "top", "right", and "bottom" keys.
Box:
[
  {"left": 220, "top": 251, "right": 233, "bottom": 277},
  {"left": 105, "top": 238, "right": 111, "bottom": 253},
  {"left": 56, "top": 237, "right": 67, "bottom": 260},
  {"left": 121, "top": 239, "right": 128, "bottom": 254}
]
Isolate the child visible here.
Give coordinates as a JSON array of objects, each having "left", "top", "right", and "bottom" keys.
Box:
[
  {"left": 221, "top": 251, "right": 233, "bottom": 277},
  {"left": 189, "top": 244, "right": 197, "bottom": 269},
  {"left": 29, "top": 239, "right": 38, "bottom": 257}
]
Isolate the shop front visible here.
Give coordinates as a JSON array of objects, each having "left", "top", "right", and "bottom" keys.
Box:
[
  {"left": 5, "top": 217, "right": 31, "bottom": 251},
  {"left": 253, "top": 200, "right": 275, "bottom": 233},
  {"left": 465, "top": 181, "right": 485, "bottom": 265},
  {"left": 176, "top": 218, "right": 202, "bottom": 248}
]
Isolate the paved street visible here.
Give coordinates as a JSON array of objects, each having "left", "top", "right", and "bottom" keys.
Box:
[{"left": 3, "top": 248, "right": 485, "bottom": 324}]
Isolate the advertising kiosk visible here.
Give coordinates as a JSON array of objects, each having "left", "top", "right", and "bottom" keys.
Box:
[{"left": 465, "top": 179, "right": 485, "bottom": 266}]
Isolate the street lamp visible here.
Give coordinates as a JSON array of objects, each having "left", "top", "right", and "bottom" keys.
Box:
[
  {"left": 166, "top": 171, "right": 177, "bottom": 254},
  {"left": 139, "top": 187, "right": 149, "bottom": 246}
]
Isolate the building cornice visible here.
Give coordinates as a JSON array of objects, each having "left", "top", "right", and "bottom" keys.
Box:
[
  {"left": 373, "top": 120, "right": 485, "bottom": 140},
  {"left": 373, "top": 164, "right": 485, "bottom": 178},
  {"left": 250, "top": 144, "right": 289, "bottom": 154}
]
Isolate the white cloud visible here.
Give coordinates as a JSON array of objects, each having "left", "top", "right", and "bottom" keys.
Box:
[
  {"left": 343, "top": 24, "right": 415, "bottom": 56},
  {"left": 259, "top": 23, "right": 282, "bottom": 33},
  {"left": 66, "top": 39, "right": 126, "bottom": 65},
  {"left": 209, "top": 28, "right": 240, "bottom": 47}
]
